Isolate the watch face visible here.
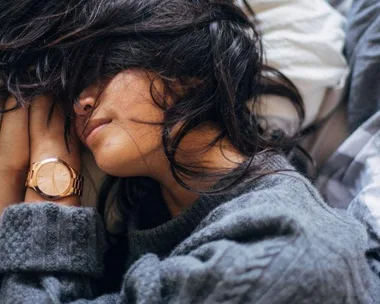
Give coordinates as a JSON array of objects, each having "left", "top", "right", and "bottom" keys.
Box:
[{"left": 36, "top": 161, "right": 71, "bottom": 196}]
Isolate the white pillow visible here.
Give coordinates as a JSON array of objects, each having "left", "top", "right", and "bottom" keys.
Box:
[{"left": 237, "top": 0, "right": 348, "bottom": 131}]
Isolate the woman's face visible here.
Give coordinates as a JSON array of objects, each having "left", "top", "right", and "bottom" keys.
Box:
[{"left": 74, "top": 70, "right": 165, "bottom": 177}]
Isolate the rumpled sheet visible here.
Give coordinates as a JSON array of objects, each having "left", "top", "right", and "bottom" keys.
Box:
[
  {"left": 317, "top": 111, "right": 380, "bottom": 217},
  {"left": 328, "top": 0, "right": 353, "bottom": 15},
  {"left": 316, "top": 0, "right": 380, "bottom": 225},
  {"left": 317, "top": 112, "right": 380, "bottom": 276},
  {"left": 342, "top": 0, "right": 380, "bottom": 131}
]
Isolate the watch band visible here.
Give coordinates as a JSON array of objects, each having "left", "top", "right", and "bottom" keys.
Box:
[{"left": 72, "top": 175, "right": 84, "bottom": 196}]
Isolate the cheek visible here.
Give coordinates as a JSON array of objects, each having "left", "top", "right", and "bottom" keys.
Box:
[
  {"left": 93, "top": 122, "right": 162, "bottom": 176},
  {"left": 92, "top": 71, "right": 165, "bottom": 176}
]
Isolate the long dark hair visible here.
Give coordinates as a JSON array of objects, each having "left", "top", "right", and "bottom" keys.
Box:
[{"left": 0, "top": 0, "right": 304, "bottom": 290}]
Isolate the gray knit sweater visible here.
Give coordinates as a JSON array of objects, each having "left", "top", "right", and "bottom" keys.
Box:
[{"left": 0, "top": 154, "right": 378, "bottom": 303}]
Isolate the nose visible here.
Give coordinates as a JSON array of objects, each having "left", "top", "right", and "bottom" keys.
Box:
[{"left": 73, "top": 89, "right": 96, "bottom": 117}]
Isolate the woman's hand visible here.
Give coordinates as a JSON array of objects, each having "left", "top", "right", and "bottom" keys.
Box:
[
  {"left": 0, "top": 96, "right": 29, "bottom": 215},
  {"left": 24, "top": 96, "right": 82, "bottom": 206}
]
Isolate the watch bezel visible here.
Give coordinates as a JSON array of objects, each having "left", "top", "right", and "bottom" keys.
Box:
[{"left": 28, "top": 157, "right": 76, "bottom": 200}]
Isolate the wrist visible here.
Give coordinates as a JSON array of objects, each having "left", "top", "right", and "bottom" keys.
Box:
[
  {"left": 25, "top": 157, "right": 83, "bottom": 206},
  {"left": 0, "top": 169, "right": 28, "bottom": 192}
]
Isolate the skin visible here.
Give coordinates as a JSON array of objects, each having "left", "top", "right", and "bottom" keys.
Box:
[
  {"left": 0, "top": 69, "right": 245, "bottom": 217},
  {"left": 0, "top": 95, "right": 81, "bottom": 214}
]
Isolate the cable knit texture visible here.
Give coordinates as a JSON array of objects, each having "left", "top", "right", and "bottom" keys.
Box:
[
  {"left": 0, "top": 154, "right": 379, "bottom": 303},
  {"left": 0, "top": 203, "right": 105, "bottom": 276}
]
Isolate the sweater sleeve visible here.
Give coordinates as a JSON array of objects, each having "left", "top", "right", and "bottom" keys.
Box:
[{"left": 0, "top": 202, "right": 377, "bottom": 303}]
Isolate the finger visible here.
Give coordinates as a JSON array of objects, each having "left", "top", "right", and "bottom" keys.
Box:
[
  {"left": 29, "top": 95, "right": 66, "bottom": 139},
  {"left": 0, "top": 96, "right": 29, "bottom": 170},
  {"left": 0, "top": 97, "right": 30, "bottom": 212},
  {"left": 29, "top": 95, "right": 69, "bottom": 156}
]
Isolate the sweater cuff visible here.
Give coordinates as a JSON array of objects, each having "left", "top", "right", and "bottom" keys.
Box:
[{"left": 0, "top": 203, "right": 105, "bottom": 277}]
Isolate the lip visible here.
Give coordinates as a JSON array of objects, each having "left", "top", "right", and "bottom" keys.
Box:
[{"left": 83, "top": 118, "right": 112, "bottom": 144}]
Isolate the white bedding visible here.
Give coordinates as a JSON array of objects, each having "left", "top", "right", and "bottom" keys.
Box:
[{"left": 238, "top": 0, "right": 348, "bottom": 132}]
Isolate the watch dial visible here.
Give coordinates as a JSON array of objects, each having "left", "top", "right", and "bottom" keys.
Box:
[{"left": 36, "top": 162, "right": 71, "bottom": 196}]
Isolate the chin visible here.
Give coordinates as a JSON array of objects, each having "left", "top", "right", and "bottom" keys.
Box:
[
  {"left": 89, "top": 130, "right": 160, "bottom": 177},
  {"left": 93, "top": 149, "right": 143, "bottom": 177}
]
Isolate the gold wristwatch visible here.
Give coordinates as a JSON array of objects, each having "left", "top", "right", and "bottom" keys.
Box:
[{"left": 25, "top": 157, "right": 83, "bottom": 200}]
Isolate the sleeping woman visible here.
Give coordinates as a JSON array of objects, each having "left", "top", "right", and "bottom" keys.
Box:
[{"left": 0, "top": 0, "right": 378, "bottom": 303}]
